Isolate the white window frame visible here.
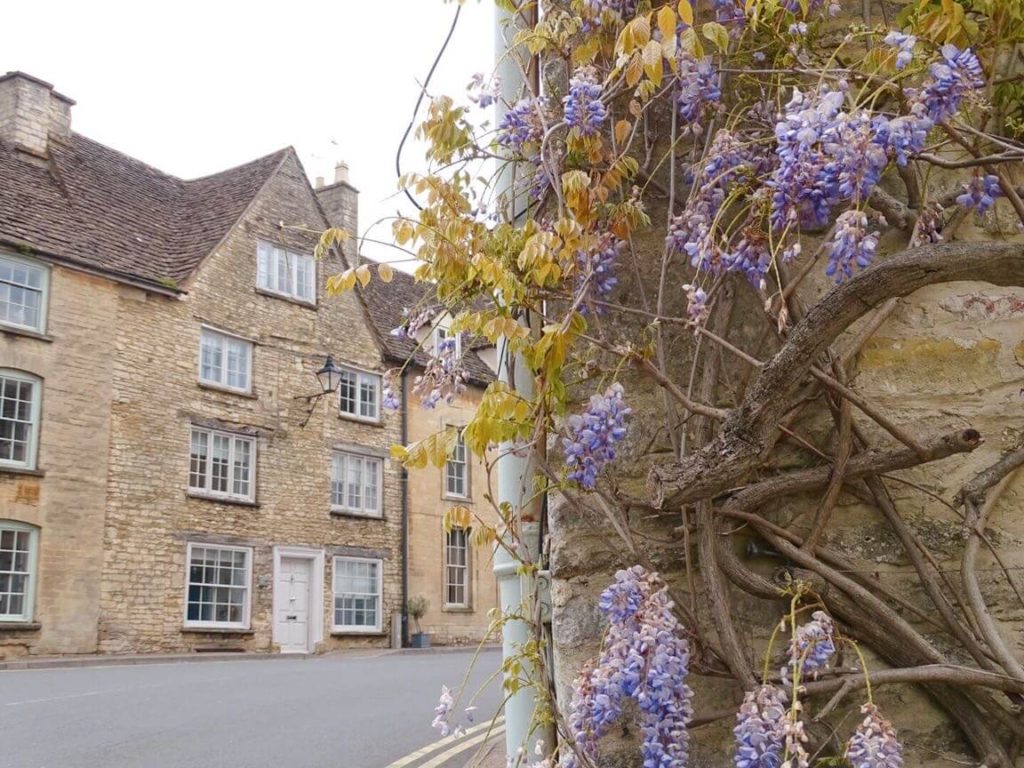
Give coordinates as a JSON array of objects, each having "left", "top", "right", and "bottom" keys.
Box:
[
  {"left": 198, "top": 326, "right": 253, "bottom": 394},
  {"left": 0, "top": 252, "right": 49, "bottom": 334},
  {"left": 0, "top": 369, "right": 42, "bottom": 471},
  {"left": 332, "top": 556, "right": 383, "bottom": 634},
  {"left": 444, "top": 430, "right": 470, "bottom": 500},
  {"left": 433, "top": 324, "right": 462, "bottom": 358},
  {"left": 338, "top": 367, "right": 381, "bottom": 423},
  {"left": 183, "top": 542, "right": 253, "bottom": 630},
  {"left": 256, "top": 240, "right": 316, "bottom": 304},
  {"left": 188, "top": 426, "right": 256, "bottom": 503},
  {"left": 331, "top": 452, "right": 383, "bottom": 518},
  {"left": 444, "top": 527, "right": 470, "bottom": 609},
  {"left": 0, "top": 520, "right": 39, "bottom": 623}
]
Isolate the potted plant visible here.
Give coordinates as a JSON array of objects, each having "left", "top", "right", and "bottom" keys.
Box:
[{"left": 407, "top": 596, "right": 431, "bottom": 648}]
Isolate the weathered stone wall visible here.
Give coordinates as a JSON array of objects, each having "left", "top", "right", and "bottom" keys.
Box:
[
  {"left": 0, "top": 264, "right": 118, "bottom": 657},
  {"left": 406, "top": 382, "right": 501, "bottom": 645},
  {"left": 99, "top": 152, "right": 404, "bottom": 654}
]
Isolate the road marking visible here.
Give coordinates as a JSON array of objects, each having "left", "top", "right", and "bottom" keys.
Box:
[
  {"left": 382, "top": 717, "right": 506, "bottom": 768},
  {"left": 416, "top": 725, "right": 506, "bottom": 768}
]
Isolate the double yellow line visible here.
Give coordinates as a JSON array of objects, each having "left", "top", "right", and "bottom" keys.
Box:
[{"left": 383, "top": 716, "right": 506, "bottom": 768}]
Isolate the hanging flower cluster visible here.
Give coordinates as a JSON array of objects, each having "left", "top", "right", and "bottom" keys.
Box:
[
  {"left": 579, "top": 0, "right": 638, "bottom": 30},
  {"left": 917, "top": 44, "right": 985, "bottom": 122},
  {"left": 846, "top": 704, "right": 904, "bottom": 768},
  {"left": 562, "top": 383, "right": 631, "bottom": 489},
  {"left": 382, "top": 370, "right": 400, "bottom": 411},
  {"left": 826, "top": 210, "right": 880, "bottom": 283},
  {"left": 412, "top": 336, "right": 467, "bottom": 409},
  {"left": 734, "top": 684, "right": 788, "bottom": 768},
  {"left": 566, "top": 566, "right": 694, "bottom": 768},
  {"left": 884, "top": 32, "right": 916, "bottom": 70},
  {"left": 676, "top": 51, "right": 722, "bottom": 133},
  {"left": 956, "top": 173, "right": 1002, "bottom": 216},
  {"left": 390, "top": 305, "right": 436, "bottom": 341},
  {"left": 497, "top": 97, "right": 550, "bottom": 198},
  {"left": 788, "top": 610, "right": 836, "bottom": 678},
  {"left": 575, "top": 236, "right": 621, "bottom": 314},
  {"left": 564, "top": 66, "right": 608, "bottom": 138}
]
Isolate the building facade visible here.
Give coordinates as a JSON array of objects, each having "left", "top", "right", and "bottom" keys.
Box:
[{"left": 0, "top": 72, "right": 403, "bottom": 657}]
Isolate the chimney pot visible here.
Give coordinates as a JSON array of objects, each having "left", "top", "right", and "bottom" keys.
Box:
[
  {"left": 334, "top": 161, "right": 350, "bottom": 185},
  {"left": 315, "top": 176, "right": 325, "bottom": 189}
]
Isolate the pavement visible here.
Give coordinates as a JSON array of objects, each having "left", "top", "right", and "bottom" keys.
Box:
[{"left": 0, "top": 647, "right": 505, "bottom": 768}]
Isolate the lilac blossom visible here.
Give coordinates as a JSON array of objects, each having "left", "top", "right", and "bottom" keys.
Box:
[
  {"left": 825, "top": 210, "right": 879, "bottom": 283},
  {"left": 412, "top": 336, "right": 467, "bottom": 409},
  {"left": 788, "top": 610, "right": 836, "bottom": 677},
  {"left": 566, "top": 567, "right": 694, "bottom": 768},
  {"left": 884, "top": 31, "right": 916, "bottom": 70},
  {"left": 576, "top": 237, "right": 621, "bottom": 314},
  {"left": 956, "top": 173, "right": 1001, "bottom": 215},
  {"left": 846, "top": 704, "right": 904, "bottom": 768},
  {"left": 677, "top": 52, "right": 721, "bottom": 133},
  {"left": 917, "top": 44, "right": 985, "bottom": 122},
  {"left": 562, "top": 383, "right": 631, "bottom": 489},
  {"left": 565, "top": 67, "right": 607, "bottom": 138},
  {"left": 734, "top": 685, "right": 788, "bottom": 768}
]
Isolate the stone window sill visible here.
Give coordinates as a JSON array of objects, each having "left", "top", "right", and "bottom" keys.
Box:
[
  {"left": 0, "top": 326, "right": 54, "bottom": 343},
  {"left": 329, "top": 629, "right": 386, "bottom": 637},
  {"left": 186, "top": 492, "right": 260, "bottom": 508},
  {"left": 442, "top": 606, "right": 475, "bottom": 614},
  {"left": 0, "top": 621, "right": 41, "bottom": 632},
  {"left": 180, "top": 626, "right": 255, "bottom": 635},
  {"left": 338, "top": 414, "right": 384, "bottom": 428},
  {"left": 0, "top": 466, "right": 45, "bottom": 478},
  {"left": 198, "top": 381, "right": 259, "bottom": 400},
  {"left": 330, "top": 509, "right": 385, "bottom": 522},
  {"left": 254, "top": 287, "right": 317, "bottom": 310},
  {"left": 442, "top": 495, "right": 472, "bottom": 504}
]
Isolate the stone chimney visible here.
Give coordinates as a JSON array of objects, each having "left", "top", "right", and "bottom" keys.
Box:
[
  {"left": 315, "top": 159, "right": 359, "bottom": 264},
  {"left": 0, "top": 72, "right": 74, "bottom": 156}
]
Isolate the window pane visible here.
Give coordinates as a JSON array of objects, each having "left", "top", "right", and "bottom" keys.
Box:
[
  {"left": 232, "top": 438, "right": 252, "bottom": 497},
  {"left": 186, "top": 545, "right": 249, "bottom": 626},
  {"left": 189, "top": 430, "right": 209, "bottom": 490},
  {"left": 339, "top": 371, "right": 357, "bottom": 415},
  {"left": 296, "top": 256, "right": 314, "bottom": 302},
  {"left": 0, "top": 374, "right": 35, "bottom": 466},
  {"left": 276, "top": 248, "right": 292, "bottom": 295},
  {"left": 347, "top": 457, "right": 362, "bottom": 509},
  {"left": 365, "top": 459, "right": 379, "bottom": 512},
  {"left": 257, "top": 243, "right": 272, "bottom": 291},
  {"left": 0, "top": 524, "right": 34, "bottom": 619},
  {"left": 333, "top": 559, "right": 380, "bottom": 628},
  {"left": 0, "top": 257, "right": 45, "bottom": 331},
  {"left": 331, "top": 454, "right": 345, "bottom": 507},
  {"left": 200, "top": 331, "right": 223, "bottom": 384},
  {"left": 359, "top": 376, "right": 378, "bottom": 419},
  {"left": 226, "top": 339, "right": 250, "bottom": 390},
  {"left": 211, "top": 435, "right": 230, "bottom": 493}
]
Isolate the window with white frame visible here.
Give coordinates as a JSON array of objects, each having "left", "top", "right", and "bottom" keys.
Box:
[
  {"left": 331, "top": 452, "right": 382, "bottom": 517},
  {"left": 0, "top": 253, "right": 48, "bottom": 333},
  {"left": 445, "top": 430, "right": 469, "bottom": 499},
  {"left": 333, "top": 557, "right": 382, "bottom": 632},
  {"left": 432, "top": 325, "right": 461, "bottom": 357},
  {"left": 338, "top": 368, "right": 380, "bottom": 421},
  {"left": 0, "top": 370, "right": 41, "bottom": 470},
  {"left": 199, "top": 327, "right": 253, "bottom": 393},
  {"left": 0, "top": 521, "right": 38, "bottom": 622},
  {"left": 188, "top": 427, "right": 256, "bottom": 502},
  {"left": 445, "top": 527, "right": 469, "bottom": 608},
  {"left": 185, "top": 543, "right": 251, "bottom": 628},
  {"left": 256, "top": 241, "right": 316, "bottom": 303}
]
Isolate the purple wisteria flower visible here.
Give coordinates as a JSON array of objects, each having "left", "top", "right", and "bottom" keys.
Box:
[
  {"left": 498, "top": 98, "right": 544, "bottom": 156},
  {"left": 789, "top": 610, "right": 836, "bottom": 677},
  {"left": 580, "top": 0, "right": 638, "bottom": 30},
  {"left": 466, "top": 72, "right": 501, "bottom": 108},
  {"left": 846, "top": 704, "right": 904, "bottom": 768},
  {"left": 884, "top": 31, "right": 916, "bottom": 70},
  {"left": 576, "top": 237, "right": 621, "bottom": 314},
  {"left": 677, "top": 52, "right": 721, "bottom": 133},
  {"left": 391, "top": 305, "right": 436, "bottom": 341},
  {"left": 566, "top": 566, "right": 694, "bottom": 768},
  {"left": 565, "top": 67, "right": 607, "bottom": 138},
  {"left": 683, "top": 283, "right": 709, "bottom": 323},
  {"left": 956, "top": 173, "right": 1001, "bottom": 215},
  {"left": 562, "top": 383, "right": 631, "bottom": 489},
  {"left": 917, "top": 44, "right": 985, "bottom": 122},
  {"left": 412, "top": 336, "right": 467, "bottom": 409},
  {"left": 432, "top": 685, "right": 455, "bottom": 736},
  {"left": 825, "top": 210, "right": 879, "bottom": 283},
  {"left": 382, "top": 371, "right": 400, "bottom": 411},
  {"left": 876, "top": 105, "right": 934, "bottom": 167},
  {"left": 734, "top": 684, "right": 788, "bottom": 768}
]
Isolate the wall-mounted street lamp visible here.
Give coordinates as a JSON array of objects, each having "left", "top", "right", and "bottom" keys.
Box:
[{"left": 295, "top": 355, "right": 343, "bottom": 427}]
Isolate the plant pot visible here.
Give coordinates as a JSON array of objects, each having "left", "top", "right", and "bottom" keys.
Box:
[{"left": 410, "top": 632, "right": 431, "bottom": 649}]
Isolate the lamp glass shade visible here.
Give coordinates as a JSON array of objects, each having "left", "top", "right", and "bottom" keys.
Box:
[{"left": 315, "top": 355, "right": 344, "bottom": 394}]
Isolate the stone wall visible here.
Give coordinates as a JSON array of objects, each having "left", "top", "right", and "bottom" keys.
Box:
[
  {"left": 405, "top": 381, "right": 501, "bottom": 645},
  {"left": 99, "top": 151, "right": 404, "bottom": 654},
  {"left": 0, "top": 264, "right": 118, "bottom": 657}
]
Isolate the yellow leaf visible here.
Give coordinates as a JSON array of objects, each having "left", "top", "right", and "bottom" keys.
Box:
[
  {"left": 614, "top": 119, "right": 632, "bottom": 145},
  {"left": 677, "top": 0, "right": 694, "bottom": 26},
  {"left": 658, "top": 5, "right": 677, "bottom": 40},
  {"left": 702, "top": 21, "right": 729, "bottom": 52},
  {"left": 625, "top": 53, "right": 644, "bottom": 87},
  {"left": 377, "top": 262, "right": 394, "bottom": 283},
  {"left": 355, "top": 264, "right": 372, "bottom": 287}
]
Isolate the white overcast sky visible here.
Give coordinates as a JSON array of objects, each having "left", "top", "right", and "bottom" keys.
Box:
[{"left": 3, "top": 0, "right": 494, "bottom": 263}]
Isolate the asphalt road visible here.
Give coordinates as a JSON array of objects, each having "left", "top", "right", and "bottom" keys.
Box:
[{"left": 0, "top": 648, "right": 504, "bottom": 768}]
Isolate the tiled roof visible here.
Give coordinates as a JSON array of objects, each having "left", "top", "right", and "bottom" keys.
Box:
[
  {"left": 0, "top": 133, "right": 287, "bottom": 288},
  {"left": 358, "top": 261, "right": 496, "bottom": 387}
]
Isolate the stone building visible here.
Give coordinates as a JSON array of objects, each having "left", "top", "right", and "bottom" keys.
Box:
[
  {"left": 0, "top": 71, "right": 403, "bottom": 656},
  {"left": 345, "top": 257, "right": 500, "bottom": 645}
]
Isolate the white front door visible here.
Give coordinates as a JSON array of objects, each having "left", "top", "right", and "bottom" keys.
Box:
[{"left": 275, "top": 557, "right": 312, "bottom": 653}]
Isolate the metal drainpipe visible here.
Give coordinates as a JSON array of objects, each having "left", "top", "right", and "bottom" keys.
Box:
[
  {"left": 493, "top": 2, "right": 554, "bottom": 762},
  {"left": 400, "top": 370, "right": 410, "bottom": 648}
]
